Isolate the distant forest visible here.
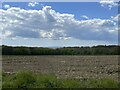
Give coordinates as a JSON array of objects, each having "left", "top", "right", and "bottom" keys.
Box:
[{"left": 1, "top": 45, "right": 120, "bottom": 55}]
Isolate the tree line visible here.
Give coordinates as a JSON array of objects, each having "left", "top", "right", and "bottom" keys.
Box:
[{"left": 1, "top": 45, "right": 120, "bottom": 55}]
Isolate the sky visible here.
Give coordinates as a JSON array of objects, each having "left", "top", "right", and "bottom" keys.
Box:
[{"left": 1, "top": 1, "right": 119, "bottom": 47}]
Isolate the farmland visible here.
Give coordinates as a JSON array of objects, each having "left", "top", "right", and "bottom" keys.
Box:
[{"left": 2, "top": 55, "right": 119, "bottom": 81}]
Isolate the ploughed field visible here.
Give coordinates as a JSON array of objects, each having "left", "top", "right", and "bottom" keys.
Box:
[{"left": 2, "top": 55, "right": 119, "bottom": 81}]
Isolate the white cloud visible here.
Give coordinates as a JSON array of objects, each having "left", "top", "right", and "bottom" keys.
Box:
[
  {"left": 100, "top": 0, "right": 118, "bottom": 10},
  {"left": 3, "top": 4, "right": 10, "bottom": 9},
  {"left": 111, "top": 14, "right": 120, "bottom": 21},
  {"left": 28, "top": 2, "right": 39, "bottom": 7},
  {"left": 81, "top": 15, "right": 89, "bottom": 19},
  {"left": 0, "top": 6, "right": 118, "bottom": 42}
]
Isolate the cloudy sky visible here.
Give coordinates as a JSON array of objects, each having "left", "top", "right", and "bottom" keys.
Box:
[{"left": 1, "top": 1, "right": 119, "bottom": 47}]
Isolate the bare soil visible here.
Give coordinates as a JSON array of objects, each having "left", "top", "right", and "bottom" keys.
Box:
[{"left": 2, "top": 55, "right": 119, "bottom": 81}]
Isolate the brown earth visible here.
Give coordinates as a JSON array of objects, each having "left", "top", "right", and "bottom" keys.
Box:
[{"left": 2, "top": 55, "right": 119, "bottom": 81}]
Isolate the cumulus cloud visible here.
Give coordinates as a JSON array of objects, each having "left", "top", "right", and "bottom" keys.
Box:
[
  {"left": 100, "top": 0, "right": 118, "bottom": 10},
  {"left": 28, "top": 2, "right": 39, "bottom": 7},
  {"left": 0, "top": 6, "right": 118, "bottom": 42},
  {"left": 3, "top": 4, "right": 10, "bottom": 9},
  {"left": 81, "top": 15, "right": 89, "bottom": 19},
  {"left": 111, "top": 14, "right": 120, "bottom": 21}
]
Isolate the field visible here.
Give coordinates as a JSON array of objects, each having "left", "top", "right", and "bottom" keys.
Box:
[{"left": 2, "top": 55, "right": 119, "bottom": 81}]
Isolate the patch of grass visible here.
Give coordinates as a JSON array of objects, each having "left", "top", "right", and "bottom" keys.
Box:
[
  {"left": 85, "top": 78, "right": 119, "bottom": 88},
  {"left": 34, "top": 74, "right": 63, "bottom": 88},
  {"left": 2, "top": 71, "right": 36, "bottom": 88},
  {"left": 2, "top": 71, "right": 119, "bottom": 88},
  {"left": 62, "top": 79, "right": 85, "bottom": 88},
  {"left": 0, "top": 71, "right": 2, "bottom": 89},
  {"left": 14, "top": 71, "right": 36, "bottom": 88}
]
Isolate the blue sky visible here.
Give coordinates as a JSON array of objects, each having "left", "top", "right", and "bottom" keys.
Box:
[
  {"left": 1, "top": 2, "right": 118, "bottom": 47},
  {"left": 3, "top": 2, "right": 117, "bottom": 19}
]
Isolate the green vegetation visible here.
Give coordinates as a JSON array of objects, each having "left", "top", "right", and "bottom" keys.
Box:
[
  {"left": 2, "top": 45, "right": 120, "bottom": 55},
  {"left": 0, "top": 71, "right": 2, "bottom": 89},
  {"left": 2, "top": 71, "right": 119, "bottom": 88}
]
